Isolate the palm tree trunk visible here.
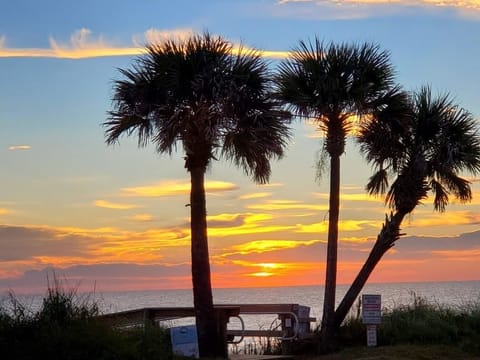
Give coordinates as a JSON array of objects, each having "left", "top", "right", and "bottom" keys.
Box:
[
  {"left": 190, "top": 167, "right": 222, "bottom": 357},
  {"left": 333, "top": 211, "right": 406, "bottom": 329},
  {"left": 320, "top": 153, "right": 341, "bottom": 350}
]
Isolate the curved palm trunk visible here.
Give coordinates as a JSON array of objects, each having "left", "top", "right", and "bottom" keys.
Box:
[
  {"left": 320, "top": 153, "right": 341, "bottom": 350},
  {"left": 333, "top": 211, "right": 406, "bottom": 329},
  {"left": 190, "top": 167, "right": 222, "bottom": 358}
]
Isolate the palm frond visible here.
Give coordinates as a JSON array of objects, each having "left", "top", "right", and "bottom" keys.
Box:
[
  {"left": 361, "top": 84, "right": 480, "bottom": 216},
  {"left": 430, "top": 179, "right": 449, "bottom": 212},
  {"left": 366, "top": 168, "right": 389, "bottom": 196}
]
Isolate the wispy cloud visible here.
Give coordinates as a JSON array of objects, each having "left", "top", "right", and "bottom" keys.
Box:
[
  {"left": 94, "top": 200, "right": 137, "bottom": 210},
  {"left": 225, "top": 239, "right": 320, "bottom": 256},
  {"left": 404, "top": 210, "right": 480, "bottom": 228},
  {"left": 122, "top": 180, "right": 238, "bottom": 197},
  {"left": 314, "top": 192, "right": 383, "bottom": 202},
  {"left": 0, "top": 28, "right": 291, "bottom": 60},
  {"left": 130, "top": 213, "right": 154, "bottom": 222},
  {"left": 247, "top": 199, "right": 329, "bottom": 211},
  {"left": 133, "top": 28, "right": 195, "bottom": 46},
  {"left": 0, "top": 29, "right": 143, "bottom": 59},
  {"left": 296, "top": 219, "right": 380, "bottom": 233},
  {"left": 238, "top": 192, "right": 272, "bottom": 200},
  {"left": 276, "top": 0, "right": 480, "bottom": 19},
  {"left": 0, "top": 263, "right": 192, "bottom": 294},
  {"left": 8, "top": 145, "right": 31, "bottom": 151}
]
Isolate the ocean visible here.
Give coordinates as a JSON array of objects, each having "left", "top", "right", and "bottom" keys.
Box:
[
  {"left": 96, "top": 280, "right": 480, "bottom": 314},
  {"left": 5, "top": 280, "right": 480, "bottom": 332}
]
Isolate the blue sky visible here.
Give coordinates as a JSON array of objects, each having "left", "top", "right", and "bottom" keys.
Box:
[{"left": 1, "top": 0, "right": 480, "bottom": 294}]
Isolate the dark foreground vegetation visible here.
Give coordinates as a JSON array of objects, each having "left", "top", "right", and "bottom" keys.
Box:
[
  {"left": 1, "top": 284, "right": 479, "bottom": 359},
  {"left": 333, "top": 294, "right": 480, "bottom": 358},
  {"left": 0, "top": 283, "right": 174, "bottom": 360}
]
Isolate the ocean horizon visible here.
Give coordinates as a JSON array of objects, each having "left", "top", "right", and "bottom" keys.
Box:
[{"left": 5, "top": 280, "right": 479, "bottom": 323}]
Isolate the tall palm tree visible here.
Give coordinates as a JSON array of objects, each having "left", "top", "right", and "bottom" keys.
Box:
[
  {"left": 275, "top": 39, "right": 398, "bottom": 346},
  {"left": 334, "top": 86, "right": 480, "bottom": 328},
  {"left": 104, "top": 32, "right": 291, "bottom": 358}
]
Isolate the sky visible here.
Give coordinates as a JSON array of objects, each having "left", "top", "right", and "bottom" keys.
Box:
[{"left": 1, "top": 0, "right": 480, "bottom": 295}]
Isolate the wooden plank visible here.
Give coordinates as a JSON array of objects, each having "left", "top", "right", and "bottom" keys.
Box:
[
  {"left": 227, "top": 329, "right": 284, "bottom": 337},
  {"left": 97, "top": 305, "right": 240, "bottom": 326},
  {"left": 225, "top": 303, "right": 299, "bottom": 314}
]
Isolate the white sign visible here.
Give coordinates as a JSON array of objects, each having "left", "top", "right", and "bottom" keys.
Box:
[
  {"left": 362, "top": 294, "right": 381, "bottom": 324},
  {"left": 170, "top": 325, "right": 199, "bottom": 358},
  {"left": 366, "top": 324, "right": 377, "bottom": 347}
]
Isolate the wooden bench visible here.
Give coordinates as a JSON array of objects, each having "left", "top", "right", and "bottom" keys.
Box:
[{"left": 223, "top": 303, "right": 316, "bottom": 342}]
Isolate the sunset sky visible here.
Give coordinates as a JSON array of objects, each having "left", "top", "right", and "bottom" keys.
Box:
[{"left": 1, "top": 0, "right": 480, "bottom": 295}]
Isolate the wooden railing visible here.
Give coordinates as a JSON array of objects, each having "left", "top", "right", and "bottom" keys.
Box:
[
  {"left": 97, "top": 303, "right": 316, "bottom": 356},
  {"left": 223, "top": 303, "right": 316, "bottom": 342}
]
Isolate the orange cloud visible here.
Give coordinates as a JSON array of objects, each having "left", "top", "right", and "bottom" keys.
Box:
[
  {"left": 238, "top": 192, "right": 272, "bottom": 200},
  {"left": 208, "top": 223, "right": 295, "bottom": 237},
  {"left": 276, "top": 0, "right": 480, "bottom": 19},
  {"left": 235, "top": 46, "right": 291, "bottom": 59},
  {"left": 247, "top": 199, "right": 329, "bottom": 211},
  {"left": 314, "top": 192, "right": 383, "bottom": 203},
  {"left": 8, "top": 145, "right": 31, "bottom": 151},
  {"left": 405, "top": 210, "right": 480, "bottom": 228},
  {"left": 94, "top": 200, "right": 137, "bottom": 210},
  {"left": 206, "top": 212, "right": 297, "bottom": 238},
  {"left": 122, "top": 180, "right": 238, "bottom": 197},
  {"left": 0, "top": 28, "right": 292, "bottom": 60},
  {"left": 0, "top": 208, "right": 9, "bottom": 216},
  {"left": 0, "top": 29, "right": 144, "bottom": 59},
  {"left": 130, "top": 214, "right": 154, "bottom": 222},
  {"left": 296, "top": 219, "right": 380, "bottom": 233},
  {"left": 225, "top": 239, "right": 320, "bottom": 256}
]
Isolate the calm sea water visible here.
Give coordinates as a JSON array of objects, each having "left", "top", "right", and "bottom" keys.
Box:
[
  {"left": 4, "top": 281, "right": 480, "bottom": 330},
  {"left": 95, "top": 281, "right": 480, "bottom": 314}
]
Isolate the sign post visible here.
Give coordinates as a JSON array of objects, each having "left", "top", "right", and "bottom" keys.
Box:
[{"left": 362, "top": 294, "right": 381, "bottom": 347}]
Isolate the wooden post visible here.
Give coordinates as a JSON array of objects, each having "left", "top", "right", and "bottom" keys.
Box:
[{"left": 214, "top": 308, "right": 229, "bottom": 359}]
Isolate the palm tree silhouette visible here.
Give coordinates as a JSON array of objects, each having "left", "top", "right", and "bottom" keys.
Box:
[
  {"left": 104, "top": 32, "right": 291, "bottom": 357},
  {"left": 334, "top": 86, "right": 480, "bottom": 328},
  {"left": 275, "top": 39, "right": 399, "bottom": 347}
]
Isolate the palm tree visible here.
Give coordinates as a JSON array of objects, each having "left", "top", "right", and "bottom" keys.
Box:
[
  {"left": 104, "top": 32, "right": 291, "bottom": 358},
  {"left": 334, "top": 86, "right": 480, "bottom": 328},
  {"left": 275, "top": 39, "right": 398, "bottom": 347}
]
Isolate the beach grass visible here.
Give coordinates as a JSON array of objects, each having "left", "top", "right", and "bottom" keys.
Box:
[
  {"left": 0, "top": 279, "right": 175, "bottom": 360},
  {"left": 334, "top": 293, "right": 480, "bottom": 357}
]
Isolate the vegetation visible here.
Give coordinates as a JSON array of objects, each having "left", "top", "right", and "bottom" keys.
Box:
[
  {"left": 0, "top": 283, "right": 175, "bottom": 360},
  {"left": 1, "top": 284, "right": 479, "bottom": 359},
  {"left": 104, "top": 32, "right": 291, "bottom": 357},
  {"left": 330, "top": 294, "right": 480, "bottom": 359},
  {"left": 334, "top": 86, "right": 480, "bottom": 330},
  {"left": 275, "top": 38, "right": 401, "bottom": 348}
]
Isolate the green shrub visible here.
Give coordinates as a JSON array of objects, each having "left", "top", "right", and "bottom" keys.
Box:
[
  {"left": 337, "top": 294, "right": 480, "bottom": 356},
  {"left": 0, "top": 279, "right": 176, "bottom": 360},
  {"left": 376, "top": 294, "right": 480, "bottom": 355}
]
